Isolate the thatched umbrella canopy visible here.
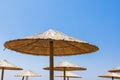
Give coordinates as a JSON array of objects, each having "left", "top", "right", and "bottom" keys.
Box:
[
  {"left": 56, "top": 71, "right": 81, "bottom": 80},
  {"left": 109, "top": 67, "right": 120, "bottom": 72},
  {"left": 98, "top": 72, "right": 120, "bottom": 80},
  {"left": 4, "top": 29, "right": 99, "bottom": 80},
  {"left": 15, "top": 70, "right": 41, "bottom": 80},
  {"left": 44, "top": 61, "right": 86, "bottom": 71},
  {"left": 44, "top": 61, "right": 86, "bottom": 80},
  {"left": 0, "top": 60, "right": 22, "bottom": 80}
]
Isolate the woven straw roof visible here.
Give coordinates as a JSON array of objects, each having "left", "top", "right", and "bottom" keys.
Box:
[
  {"left": 4, "top": 29, "right": 99, "bottom": 56},
  {"left": 99, "top": 72, "right": 120, "bottom": 79},
  {"left": 0, "top": 60, "right": 22, "bottom": 70},
  {"left": 109, "top": 67, "right": 120, "bottom": 72},
  {"left": 56, "top": 71, "right": 81, "bottom": 78},
  {"left": 15, "top": 70, "right": 41, "bottom": 77},
  {"left": 44, "top": 61, "right": 86, "bottom": 71}
]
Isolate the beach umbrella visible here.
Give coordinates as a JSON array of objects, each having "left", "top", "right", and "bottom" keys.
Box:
[
  {"left": 15, "top": 70, "right": 41, "bottom": 80},
  {"left": 56, "top": 71, "right": 81, "bottom": 80},
  {"left": 0, "top": 59, "right": 22, "bottom": 80},
  {"left": 44, "top": 61, "right": 86, "bottom": 80},
  {"left": 98, "top": 72, "right": 120, "bottom": 80},
  {"left": 109, "top": 67, "right": 120, "bottom": 72},
  {"left": 4, "top": 29, "right": 99, "bottom": 80}
]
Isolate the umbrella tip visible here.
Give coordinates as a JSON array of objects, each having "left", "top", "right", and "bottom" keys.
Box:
[
  {"left": 0, "top": 59, "right": 8, "bottom": 63},
  {"left": 47, "top": 29, "right": 56, "bottom": 32}
]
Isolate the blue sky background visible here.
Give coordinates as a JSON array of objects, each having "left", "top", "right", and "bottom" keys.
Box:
[{"left": 0, "top": 0, "right": 120, "bottom": 80}]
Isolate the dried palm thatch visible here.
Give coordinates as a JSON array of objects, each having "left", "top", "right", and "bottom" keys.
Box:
[
  {"left": 4, "top": 29, "right": 99, "bottom": 56},
  {"left": 0, "top": 60, "right": 22, "bottom": 80},
  {"left": 0, "top": 60, "right": 22, "bottom": 70},
  {"left": 109, "top": 67, "right": 120, "bottom": 72},
  {"left": 44, "top": 61, "right": 86, "bottom": 71},
  {"left": 44, "top": 61, "right": 86, "bottom": 80},
  {"left": 56, "top": 71, "right": 81, "bottom": 78},
  {"left": 99, "top": 72, "right": 120, "bottom": 80},
  {"left": 15, "top": 70, "right": 41, "bottom": 77},
  {"left": 15, "top": 70, "right": 41, "bottom": 80}
]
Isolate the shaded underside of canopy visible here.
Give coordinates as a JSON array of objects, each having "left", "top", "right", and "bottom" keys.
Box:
[
  {"left": 4, "top": 29, "right": 99, "bottom": 56},
  {"left": 4, "top": 39, "right": 98, "bottom": 56}
]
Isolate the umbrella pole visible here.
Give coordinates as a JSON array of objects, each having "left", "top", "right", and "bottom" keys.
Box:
[
  {"left": 50, "top": 41, "right": 54, "bottom": 80},
  {"left": 22, "top": 76, "right": 24, "bottom": 80},
  {"left": 63, "top": 67, "right": 66, "bottom": 80},
  {"left": 67, "top": 77, "right": 69, "bottom": 80},
  {"left": 26, "top": 76, "right": 28, "bottom": 80},
  {"left": 1, "top": 68, "right": 4, "bottom": 80},
  {"left": 112, "top": 77, "right": 114, "bottom": 80}
]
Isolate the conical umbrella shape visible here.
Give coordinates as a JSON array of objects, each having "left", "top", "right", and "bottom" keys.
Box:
[
  {"left": 4, "top": 29, "right": 99, "bottom": 56},
  {"left": 15, "top": 70, "right": 41, "bottom": 80},
  {"left": 44, "top": 61, "right": 86, "bottom": 80},
  {"left": 99, "top": 72, "right": 120, "bottom": 80},
  {"left": 15, "top": 70, "right": 40, "bottom": 77},
  {"left": 0, "top": 60, "right": 22, "bottom": 80},
  {"left": 4, "top": 29, "right": 99, "bottom": 80},
  {"left": 44, "top": 61, "right": 86, "bottom": 71},
  {"left": 56, "top": 71, "right": 81, "bottom": 80},
  {"left": 109, "top": 67, "right": 120, "bottom": 72}
]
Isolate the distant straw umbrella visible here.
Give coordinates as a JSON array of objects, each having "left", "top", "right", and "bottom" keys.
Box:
[
  {"left": 56, "top": 71, "right": 82, "bottom": 80},
  {"left": 15, "top": 70, "right": 41, "bottom": 80},
  {"left": 4, "top": 29, "right": 99, "bottom": 80},
  {"left": 44, "top": 61, "right": 86, "bottom": 80},
  {"left": 0, "top": 59, "right": 22, "bottom": 80},
  {"left": 109, "top": 67, "right": 120, "bottom": 72},
  {"left": 99, "top": 72, "right": 120, "bottom": 80}
]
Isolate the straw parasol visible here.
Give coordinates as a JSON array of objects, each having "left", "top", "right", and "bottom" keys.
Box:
[
  {"left": 44, "top": 61, "right": 86, "bottom": 80},
  {"left": 109, "top": 67, "right": 120, "bottom": 72},
  {"left": 98, "top": 72, "right": 120, "bottom": 80},
  {"left": 15, "top": 70, "right": 41, "bottom": 80},
  {"left": 0, "top": 59, "right": 22, "bottom": 80},
  {"left": 56, "top": 71, "right": 81, "bottom": 80},
  {"left": 4, "top": 29, "right": 99, "bottom": 80}
]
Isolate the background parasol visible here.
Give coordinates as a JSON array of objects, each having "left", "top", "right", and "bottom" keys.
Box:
[
  {"left": 15, "top": 70, "right": 41, "bottom": 80},
  {"left": 56, "top": 71, "right": 81, "bottom": 80},
  {"left": 98, "top": 72, "right": 120, "bottom": 80},
  {"left": 0, "top": 59, "right": 22, "bottom": 80},
  {"left": 109, "top": 67, "right": 120, "bottom": 72},
  {"left": 44, "top": 61, "right": 86, "bottom": 80}
]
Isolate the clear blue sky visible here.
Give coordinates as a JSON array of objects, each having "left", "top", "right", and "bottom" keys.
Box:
[{"left": 0, "top": 0, "right": 120, "bottom": 80}]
